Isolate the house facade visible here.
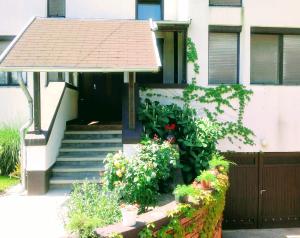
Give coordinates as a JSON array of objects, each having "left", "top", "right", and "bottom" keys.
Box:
[{"left": 0, "top": 0, "right": 300, "bottom": 229}]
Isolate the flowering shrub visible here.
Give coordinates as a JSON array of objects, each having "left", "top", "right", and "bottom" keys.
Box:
[{"left": 103, "top": 140, "right": 179, "bottom": 212}]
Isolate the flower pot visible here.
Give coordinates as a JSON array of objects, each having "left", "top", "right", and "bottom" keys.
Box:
[
  {"left": 121, "top": 206, "right": 138, "bottom": 227},
  {"left": 175, "top": 194, "right": 189, "bottom": 203},
  {"left": 200, "top": 180, "right": 211, "bottom": 190}
]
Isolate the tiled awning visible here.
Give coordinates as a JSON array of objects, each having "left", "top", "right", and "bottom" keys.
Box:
[{"left": 0, "top": 18, "right": 161, "bottom": 72}]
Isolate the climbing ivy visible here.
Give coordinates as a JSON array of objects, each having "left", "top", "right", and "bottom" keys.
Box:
[
  {"left": 139, "top": 38, "right": 254, "bottom": 182},
  {"left": 138, "top": 171, "right": 229, "bottom": 238}
]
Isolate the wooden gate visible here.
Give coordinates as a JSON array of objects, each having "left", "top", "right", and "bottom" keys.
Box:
[{"left": 223, "top": 152, "right": 300, "bottom": 229}]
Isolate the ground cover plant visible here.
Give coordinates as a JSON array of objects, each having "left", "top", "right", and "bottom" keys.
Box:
[
  {"left": 0, "top": 126, "right": 21, "bottom": 175},
  {"left": 0, "top": 175, "right": 19, "bottom": 194},
  {"left": 67, "top": 182, "right": 122, "bottom": 238}
]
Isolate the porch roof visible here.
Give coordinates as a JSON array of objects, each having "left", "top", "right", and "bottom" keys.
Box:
[{"left": 0, "top": 18, "right": 161, "bottom": 72}]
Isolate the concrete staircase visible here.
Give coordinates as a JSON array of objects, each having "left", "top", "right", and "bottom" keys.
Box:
[{"left": 49, "top": 127, "right": 122, "bottom": 190}]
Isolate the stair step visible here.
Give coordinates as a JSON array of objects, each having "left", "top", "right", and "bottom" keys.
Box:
[
  {"left": 50, "top": 177, "right": 101, "bottom": 185},
  {"left": 62, "top": 138, "right": 122, "bottom": 143},
  {"left": 61, "top": 143, "right": 122, "bottom": 149},
  {"left": 64, "top": 134, "right": 122, "bottom": 140},
  {"left": 65, "top": 130, "right": 122, "bottom": 135},
  {"left": 59, "top": 147, "right": 122, "bottom": 152},
  {"left": 52, "top": 171, "right": 103, "bottom": 178},
  {"left": 52, "top": 165, "right": 104, "bottom": 173},
  {"left": 66, "top": 124, "right": 122, "bottom": 131},
  {"left": 57, "top": 156, "right": 106, "bottom": 162}
]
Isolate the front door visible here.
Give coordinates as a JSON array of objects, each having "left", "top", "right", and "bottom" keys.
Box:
[{"left": 78, "top": 73, "right": 123, "bottom": 124}]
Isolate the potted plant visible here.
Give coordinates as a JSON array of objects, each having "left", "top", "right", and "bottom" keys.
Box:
[
  {"left": 173, "top": 185, "right": 201, "bottom": 204},
  {"left": 164, "top": 123, "right": 176, "bottom": 144},
  {"left": 208, "top": 154, "right": 234, "bottom": 174},
  {"left": 195, "top": 171, "right": 217, "bottom": 190},
  {"left": 120, "top": 204, "right": 139, "bottom": 227}
]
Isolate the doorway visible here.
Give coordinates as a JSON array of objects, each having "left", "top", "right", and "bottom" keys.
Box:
[{"left": 78, "top": 73, "right": 123, "bottom": 124}]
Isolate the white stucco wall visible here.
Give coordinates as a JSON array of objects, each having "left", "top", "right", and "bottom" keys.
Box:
[
  {"left": 66, "top": 0, "right": 135, "bottom": 19},
  {"left": 26, "top": 86, "right": 78, "bottom": 171},
  {"left": 0, "top": 87, "right": 28, "bottom": 126},
  {"left": 0, "top": 0, "right": 46, "bottom": 35}
]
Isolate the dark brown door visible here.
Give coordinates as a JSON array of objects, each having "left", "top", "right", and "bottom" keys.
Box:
[
  {"left": 223, "top": 152, "right": 300, "bottom": 229},
  {"left": 223, "top": 153, "right": 259, "bottom": 229},
  {"left": 78, "top": 73, "right": 123, "bottom": 123},
  {"left": 260, "top": 153, "right": 300, "bottom": 228}
]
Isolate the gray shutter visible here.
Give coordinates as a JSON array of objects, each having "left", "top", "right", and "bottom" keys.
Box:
[
  {"left": 48, "top": 0, "right": 65, "bottom": 17},
  {"left": 209, "top": 33, "right": 238, "bottom": 84},
  {"left": 210, "top": 0, "right": 241, "bottom": 6},
  {"left": 283, "top": 35, "right": 300, "bottom": 85},
  {"left": 251, "top": 34, "right": 279, "bottom": 84}
]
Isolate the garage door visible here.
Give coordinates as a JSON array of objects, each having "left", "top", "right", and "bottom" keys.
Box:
[{"left": 223, "top": 153, "right": 300, "bottom": 229}]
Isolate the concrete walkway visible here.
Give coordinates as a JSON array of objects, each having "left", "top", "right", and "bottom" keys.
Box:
[
  {"left": 223, "top": 228, "right": 300, "bottom": 238},
  {"left": 0, "top": 185, "right": 71, "bottom": 238}
]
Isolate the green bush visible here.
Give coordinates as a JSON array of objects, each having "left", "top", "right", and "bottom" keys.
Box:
[
  {"left": 67, "top": 182, "right": 121, "bottom": 238},
  {"left": 103, "top": 140, "right": 179, "bottom": 212},
  {"left": 139, "top": 83, "right": 254, "bottom": 183},
  {"left": 0, "top": 126, "right": 20, "bottom": 175}
]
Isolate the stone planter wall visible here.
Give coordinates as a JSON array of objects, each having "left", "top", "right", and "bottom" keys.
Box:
[{"left": 96, "top": 201, "right": 223, "bottom": 238}]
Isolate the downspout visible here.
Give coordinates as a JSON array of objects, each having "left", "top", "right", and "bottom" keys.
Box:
[{"left": 18, "top": 72, "right": 33, "bottom": 191}]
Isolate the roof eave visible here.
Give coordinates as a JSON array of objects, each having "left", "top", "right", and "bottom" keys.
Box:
[{"left": 0, "top": 66, "right": 160, "bottom": 73}]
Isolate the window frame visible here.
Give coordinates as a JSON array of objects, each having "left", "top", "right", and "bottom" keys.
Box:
[
  {"left": 0, "top": 72, "right": 27, "bottom": 87},
  {"left": 250, "top": 27, "right": 300, "bottom": 86},
  {"left": 208, "top": 26, "right": 241, "bottom": 85},
  {"left": 209, "top": 0, "right": 242, "bottom": 7},
  {"left": 47, "top": 0, "right": 66, "bottom": 18},
  {"left": 136, "top": 0, "right": 164, "bottom": 21}
]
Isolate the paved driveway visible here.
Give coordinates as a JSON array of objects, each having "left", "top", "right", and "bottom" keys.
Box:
[
  {"left": 223, "top": 228, "right": 300, "bottom": 238},
  {"left": 0, "top": 186, "right": 70, "bottom": 238}
]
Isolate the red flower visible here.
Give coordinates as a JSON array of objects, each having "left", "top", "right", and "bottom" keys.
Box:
[
  {"left": 153, "top": 134, "right": 159, "bottom": 141},
  {"left": 165, "top": 123, "right": 176, "bottom": 131}
]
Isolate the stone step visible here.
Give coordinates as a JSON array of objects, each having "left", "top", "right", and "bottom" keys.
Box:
[
  {"left": 60, "top": 142, "right": 123, "bottom": 149},
  {"left": 51, "top": 170, "right": 103, "bottom": 178},
  {"left": 62, "top": 138, "right": 122, "bottom": 143},
  {"left": 66, "top": 124, "right": 122, "bottom": 131},
  {"left": 58, "top": 151, "right": 115, "bottom": 157},
  {"left": 49, "top": 177, "right": 101, "bottom": 185},
  {"left": 52, "top": 163, "right": 104, "bottom": 173},
  {"left": 57, "top": 156, "right": 106, "bottom": 162},
  {"left": 55, "top": 160, "right": 104, "bottom": 167},
  {"left": 65, "top": 130, "right": 122, "bottom": 135},
  {"left": 64, "top": 133, "right": 122, "bottom": 140},
  {"left": 59, "top": 147, "right": 122, "bottom": 152}
]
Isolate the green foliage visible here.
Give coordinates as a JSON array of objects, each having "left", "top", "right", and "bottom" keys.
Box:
[
  {"left": 196, "top": 171, "right": 217, "bottom": 184},
  {"left": 173, "top": 184, "right": 201, "bottom": 204},
  {"left": 103, "top": 140, "right": 179, "bottom": 212},
  {"left": 208, "top": 154, "right": 233, "bottom": 174},
  {"left": 138, "top": 169, "right": 229, "bottom": 238},
  {"left": 187, "top": 37, "right": 200, "bottom": 74},
  {"left": 67, "top": 182, "right": 121, "bottom": 238},
  {"left": 0, "top": 175, "right": 19, "bottom": 193},
  {"left": 0, "top": 126, "right": 21, "bottom": 175}
]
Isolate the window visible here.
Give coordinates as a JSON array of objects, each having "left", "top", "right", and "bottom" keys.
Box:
[
  {"left": 209, "top": 0, "right": 242, "bottom": 6},
  {"left": 251, "top": 33, "right": 300, "bottom": 85},
  {"left": 48, "top": 0, "right": 65, "bottom": 18},
  {"left": 251, "top": 34, "right": 279, "bottom": 84},
  {"left": 47, "top": 72, "right": 65, "bottom": 82},
  {"left": 0, "top": 38, "right": 26, "bottom": 86},
  {"left": 209, "top": 32, "right": 239, "bottom": 84},
  {"left": 137, "top": 0, "right": 162, "bottom": 20},
  {"left": 0, "top": 72, "right": 27, "bottom": 86}
]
